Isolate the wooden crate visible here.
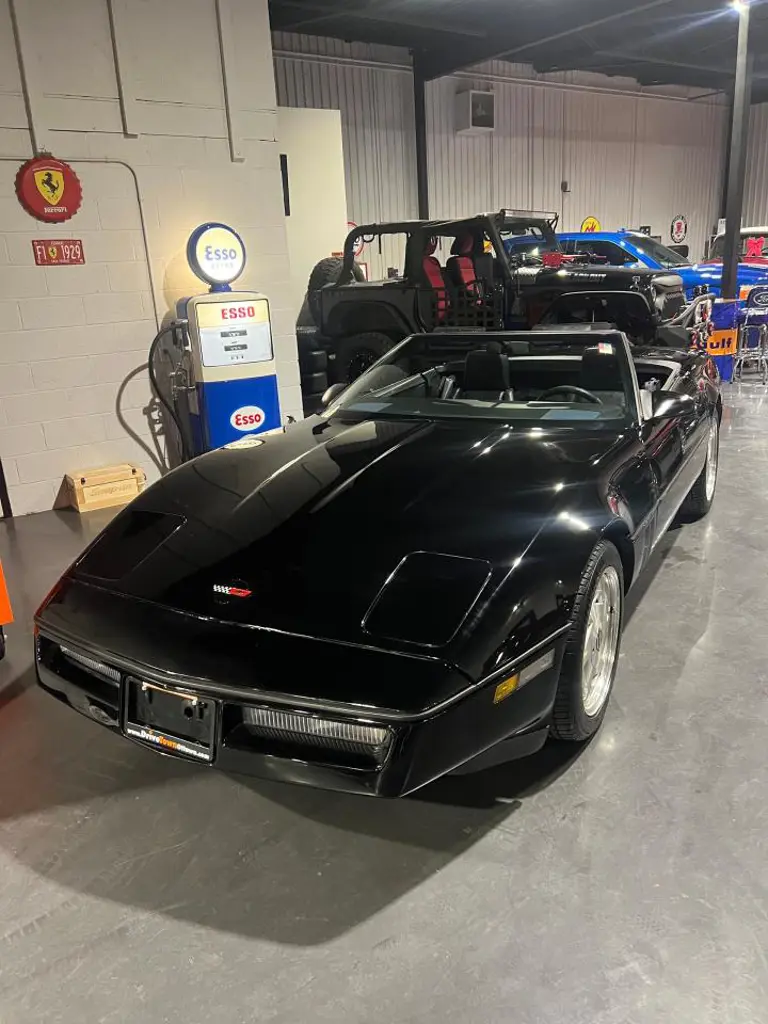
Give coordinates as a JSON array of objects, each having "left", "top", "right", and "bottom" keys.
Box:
[{"left": 64, "top": 463, "right": 146, "bottom": 513}]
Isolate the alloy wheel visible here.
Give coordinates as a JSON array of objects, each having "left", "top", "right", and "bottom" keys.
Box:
[{"left": 581, "top": 565, "right": 622, "bottom": 717}]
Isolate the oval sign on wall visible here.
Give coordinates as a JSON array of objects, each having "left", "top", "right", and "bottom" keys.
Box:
[
  {"left": 187, "top": 222, "right": 246, "bottom": 288},
  {"left": 670, "top": 215, "right": 688, "bottom": 244},
  {"left": 580, "top": 215, "right": 601, "bottom": 233},
  {"left": 15, "top": 156, "right": 82, "bottom": 223}
]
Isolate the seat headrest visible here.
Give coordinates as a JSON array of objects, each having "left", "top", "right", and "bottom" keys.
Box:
[
  {"left": 451, "top": 233, "right": 475, "bottom": 257},
  {"left": 580, "top": 344, "right": 623, "bottom": 392},
  {"left": 464, "top": 348, "right": 510, "bottom": 392}
]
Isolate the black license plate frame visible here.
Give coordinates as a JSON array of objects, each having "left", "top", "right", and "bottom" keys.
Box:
[{"left": 123, "top": 678, "right": 218, "bottom": 763}]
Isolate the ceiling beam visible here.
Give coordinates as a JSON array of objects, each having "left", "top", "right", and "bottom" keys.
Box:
[
  {"left": 417, "top": 0, "right": 678, "bottom": 80},
  {"left": 274, "top": 0, "right": 487, "bottom": 38},
  {"left": 594, "top": 49, "right": 735, "bottom": 78}
]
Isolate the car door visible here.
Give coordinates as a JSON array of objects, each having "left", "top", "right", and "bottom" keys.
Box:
[
  {"left": 641, "top": 411, "right": 685, "bottom": 542},
  {"left": 641, "top": 373, "right": 709, "bottom": 544},
  {"left": 620, "top": 337, "right": 684, "bottom": 547},
  {"left": 608, "top": 445, "right": 659, "bottom": 580}
]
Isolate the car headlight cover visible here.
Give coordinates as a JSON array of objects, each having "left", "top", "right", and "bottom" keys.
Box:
[{"left": 363, "top": 551, "right": 491, "bottom": 647}]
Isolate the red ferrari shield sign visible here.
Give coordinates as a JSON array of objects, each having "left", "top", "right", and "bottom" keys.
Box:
[{"left": 15, "top": 156, "right": 82, "bottom": 223}]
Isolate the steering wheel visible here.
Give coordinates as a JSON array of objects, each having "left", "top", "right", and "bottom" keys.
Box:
[{"left": 538, "top": 385, "right": 602, "bottom": 404}]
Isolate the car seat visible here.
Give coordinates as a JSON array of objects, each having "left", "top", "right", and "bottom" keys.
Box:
[
  {"left": 420, "top": 236, "right": 449, "bottom": 323},
  {"left": 447, "top": 234, "right": 481, "bottom": 299},
  {"left": 472, "top": 252, "right": 495, "bottom": 287},
  {"left": 462, "top": 345, "right": 514, "bottom": 402}
]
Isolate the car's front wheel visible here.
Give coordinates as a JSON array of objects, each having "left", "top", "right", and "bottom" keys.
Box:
[{"left": 551, "top": 540, "right": 624, "bottom": 741}]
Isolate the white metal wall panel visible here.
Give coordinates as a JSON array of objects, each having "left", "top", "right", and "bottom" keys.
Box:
[
  {"left": 632, "top": 98, "right": 726, "bottom": 263},
  {"left": 426, "top": 76, "right": 533, "bottom": 219},
  {"left": 274, "top": 33, "right": 726, "bottom": 264},
  {"left": 744, "top": 104, "right": 768, "bottom": 227},
  {"left": 559, "top": 90, "right": 637, "bottom": 232},
  {"left": 275, "top": 47, "right": 416, "bottom": 277}
]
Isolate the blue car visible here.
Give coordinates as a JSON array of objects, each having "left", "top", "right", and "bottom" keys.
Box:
[{"left": 558, "top": 230, "right": 768, "bottom": 301}]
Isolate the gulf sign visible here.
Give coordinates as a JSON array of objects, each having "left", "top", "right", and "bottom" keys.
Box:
[{"left": 230, "top": 405, "right": 265, "bottom": 431}]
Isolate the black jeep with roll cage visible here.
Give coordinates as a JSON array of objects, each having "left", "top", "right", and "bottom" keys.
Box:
[{"left": 304, "top": 210, "right": 686, "bottom": 388}]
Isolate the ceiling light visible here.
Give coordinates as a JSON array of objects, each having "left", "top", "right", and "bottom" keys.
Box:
[{"left": 731, "top": 0, "right": 749, "bottom": 11}]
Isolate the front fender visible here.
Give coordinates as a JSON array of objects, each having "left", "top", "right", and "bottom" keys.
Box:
[{"left": 449, "top": 509, "right": 619, "bottom": 683}]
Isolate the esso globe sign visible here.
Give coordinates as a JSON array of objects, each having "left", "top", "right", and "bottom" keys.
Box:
[
  {"left": 187, "top": 222, "right": 246, "bottom": 288},
  {"left": 230, "top": 405, "right": 265, "bottom": 431}
]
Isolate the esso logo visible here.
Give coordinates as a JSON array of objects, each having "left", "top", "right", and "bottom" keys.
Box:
[
  {"left": 205, "top": 246, "right": 238, "bottom": 261},
  {"left": 187, "top": 223, "right": 245, "bottom": 286},
  {"left": 221, "top": 305, "right": 255, "bottom": 320},
  {"left": 230, "top": 405, "right": 265, "bottom": 431}
]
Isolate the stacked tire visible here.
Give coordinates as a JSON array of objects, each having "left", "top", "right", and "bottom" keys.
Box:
[{"left": 298, "top": 329, "right": 329, "bottom": 415}]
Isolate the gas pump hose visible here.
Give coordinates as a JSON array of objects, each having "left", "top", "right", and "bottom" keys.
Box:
[{"left": 148, "top": 323, "right": 192, "bottom": 462}]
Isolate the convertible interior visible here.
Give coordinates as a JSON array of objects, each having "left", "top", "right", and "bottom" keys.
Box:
[{"left": 333, "top": 329, "right": 682, "bottom": 424}]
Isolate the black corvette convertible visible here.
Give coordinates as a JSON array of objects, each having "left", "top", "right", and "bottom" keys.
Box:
[{"left": 35, "top": 325, "right": 720, "bottom": 796}]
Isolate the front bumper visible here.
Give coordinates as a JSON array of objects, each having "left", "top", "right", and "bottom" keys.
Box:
[{"left": 35, "top": 627, "right": 562, "bottom": 797}]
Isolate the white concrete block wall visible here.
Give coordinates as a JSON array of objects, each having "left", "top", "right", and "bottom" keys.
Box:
[
  {"left": 0, "top": 162, "right": 158, "bottom": 515},
  {"left": 0, "top": 0, "right": 299, "bottom": 517}
]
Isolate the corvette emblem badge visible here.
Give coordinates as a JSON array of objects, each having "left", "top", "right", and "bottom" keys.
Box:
[{"left": 212, "top": 581, "right": 252, "bottom": 603}]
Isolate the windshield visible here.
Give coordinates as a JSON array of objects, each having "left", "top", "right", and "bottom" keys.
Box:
[
  {"left": 327, "top": 332, "right": 636, "bottom": 426},
  {"left": 709, "top": 232, "right": 768, "bottom": 261},
  {"left": 627, "top": 234, "right": 690, "bottom": 268},
  {"left": 501, "top": 227, "right": 560, "bottom": 266}
]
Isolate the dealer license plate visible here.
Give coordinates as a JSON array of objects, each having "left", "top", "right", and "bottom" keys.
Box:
[{"left": 124, "top": 678, "right": 217, "bottom": 763}]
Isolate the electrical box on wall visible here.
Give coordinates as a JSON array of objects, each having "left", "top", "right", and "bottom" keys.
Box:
[{"left": 455, "top": 89, "right": 495, "bottom": 134}]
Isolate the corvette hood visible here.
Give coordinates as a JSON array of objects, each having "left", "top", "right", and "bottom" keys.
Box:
[{"left": 71, "top": 416, "right": 618, "bottom": 646}]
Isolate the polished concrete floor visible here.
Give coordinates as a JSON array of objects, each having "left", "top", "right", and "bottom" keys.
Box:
[{"left": 1, "top": 388, "right": 767, "bottom": 1023}]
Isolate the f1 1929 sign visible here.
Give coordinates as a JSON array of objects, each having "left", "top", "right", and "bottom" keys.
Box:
[{"left": 32, "top": 239, "right": 85, "bottom": 266}]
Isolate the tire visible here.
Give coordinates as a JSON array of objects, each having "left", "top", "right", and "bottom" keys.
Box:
[
  {"left": 301, "top": 371, "right": 328, "bottom": 394},
  {"left": 550, "top": 540, "right": 624, "bottom": 742},
  {"left": 299, "top": 348, "right": 328, "bottom": 375},
  {"left": 334, "top": 331, "right": 396, "bottom": 383},
  {"left": 307, "top": 257, "right": 365, "bottom": 325},
  {"left": 680, "top": 413, "right": 719, "bottom": 521}
]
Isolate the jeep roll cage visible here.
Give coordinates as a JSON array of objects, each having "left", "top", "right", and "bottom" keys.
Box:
[{"left": 338, "top": 210, "right": 562, "bottom": 285}]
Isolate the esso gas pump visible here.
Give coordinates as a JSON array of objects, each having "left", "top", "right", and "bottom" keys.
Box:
[{"left": 149, "top": 222, "right": 282, "bottom": 462}]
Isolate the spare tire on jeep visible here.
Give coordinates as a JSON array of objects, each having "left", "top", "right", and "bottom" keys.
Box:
[{"left": 308, "top": 257, "right": 365, "bottom": 325}]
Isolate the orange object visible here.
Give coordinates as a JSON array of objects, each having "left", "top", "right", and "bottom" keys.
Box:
[{"left": 0, "top": 561, "right": 13, "bottom": 626}]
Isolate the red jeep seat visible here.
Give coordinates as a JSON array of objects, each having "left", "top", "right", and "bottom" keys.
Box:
[
  {"left": 421, "top": 239, "right": 449, "bottom": 322},
  {"left": 447, "top": 234, "right": 481, "bottom": 300}
]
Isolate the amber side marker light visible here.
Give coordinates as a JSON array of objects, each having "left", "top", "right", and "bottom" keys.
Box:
[
  {"left": 493, "top": 650, "right": 555, "bottom": 704},
  {"left": 494, "top": 674, "right": 519, "bottom": 704}
]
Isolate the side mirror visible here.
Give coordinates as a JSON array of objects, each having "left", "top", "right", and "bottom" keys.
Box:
[
  {"left": 650, "top": 391, "right": 694, "bottom": 421},
  {"left": 320, "top": 382, "right": 346, "bottom": 408}
]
